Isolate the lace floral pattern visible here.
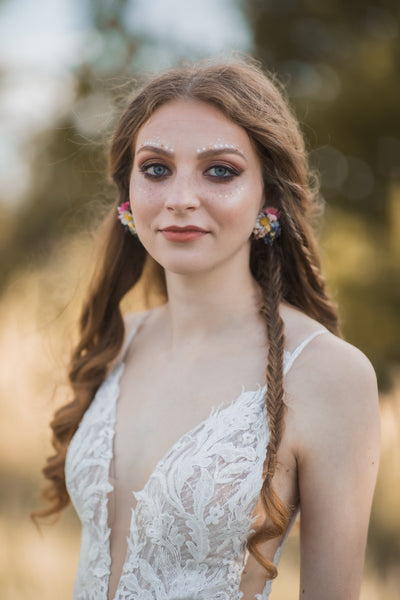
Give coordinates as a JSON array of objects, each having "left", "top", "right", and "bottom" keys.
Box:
[
  {"left": 65, "top": 324, "right": 327, "bottom": 600},
  {"left": 65, "top": 363, "right": 124, "bottom": 599}
]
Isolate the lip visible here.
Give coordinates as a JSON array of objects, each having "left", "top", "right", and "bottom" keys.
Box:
[
  {"left": 161, "top": 225, "right": 208, "bottom": 232},
  {"left": 159, "top": 225, "right": 209, "bottom": 242}
]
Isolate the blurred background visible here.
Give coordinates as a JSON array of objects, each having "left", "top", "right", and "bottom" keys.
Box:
[{"left": 0, "top": 0, "right": 399, "bottom": 598}]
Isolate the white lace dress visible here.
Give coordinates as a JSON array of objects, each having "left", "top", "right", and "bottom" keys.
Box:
[{"left": 65, "top": 319, "right": 327, "bottom": 600}]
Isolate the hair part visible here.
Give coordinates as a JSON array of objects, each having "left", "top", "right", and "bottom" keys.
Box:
[{"left": 33, "top": 57, "right": 341, "bottom": 580}]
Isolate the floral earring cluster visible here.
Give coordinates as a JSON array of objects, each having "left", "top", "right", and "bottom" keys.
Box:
[
  {"left": 117, "top": 202, "right": 136, "bottom": 235},
  {"left": 252, "top": 207, "right": 281, "bottom": 245}
]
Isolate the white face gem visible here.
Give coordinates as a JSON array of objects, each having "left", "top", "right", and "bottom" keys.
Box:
[
  {"left": 195, "top": 140, "right": 242, "bottom": 154},
  {"left": 137, "top": 136, "right": 174, "bottom": 153}
]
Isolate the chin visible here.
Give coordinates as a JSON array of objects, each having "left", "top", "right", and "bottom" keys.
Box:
[
  {"left": 156, "top": 259, "right": 213, "bottom": 277},
  {"left": 141, "top": 239, "right": 251, "bottom": 278}
]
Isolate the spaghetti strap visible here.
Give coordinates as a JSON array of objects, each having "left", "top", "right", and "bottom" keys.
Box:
[
  {"left": 120, "top": 312, "right": 149, "bottom": 363},
  {"left": 284, "top": 328, "right": 328, "bottom": 375}
]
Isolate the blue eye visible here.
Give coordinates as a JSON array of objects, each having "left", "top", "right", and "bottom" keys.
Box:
[
  {"left": 141, "top": 163, "right": 169, "bottom": 178},
  {"left": 206, "top": 165, "right": 239, "bottom": 179}
]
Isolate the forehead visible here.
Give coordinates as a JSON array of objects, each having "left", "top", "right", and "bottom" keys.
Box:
[{"left": 135, "top": 99, "right": 254, "bottom": 151}]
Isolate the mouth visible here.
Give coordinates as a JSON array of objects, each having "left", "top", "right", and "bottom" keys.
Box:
[
  {"left": 159, "top": 225, "right": 209, "bottom": 242},
  {"left": 160, "top": 226, "right": 208, "bottom": 232}
]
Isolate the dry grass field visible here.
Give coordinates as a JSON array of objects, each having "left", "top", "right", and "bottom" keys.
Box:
[{"left": 1, "top": 243, "right": 399, "bottom": 599}]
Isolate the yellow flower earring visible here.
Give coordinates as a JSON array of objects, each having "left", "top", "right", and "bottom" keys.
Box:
[
  {"left": 252, "top": 207, "right": 281, "bottom": 245},
  {"left": 117, "top": 202, "right": 137, "bottom": 235}
]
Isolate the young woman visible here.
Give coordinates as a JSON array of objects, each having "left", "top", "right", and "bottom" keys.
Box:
[{"left": 35, "top": 60, "right": 380, "bottom": 600}]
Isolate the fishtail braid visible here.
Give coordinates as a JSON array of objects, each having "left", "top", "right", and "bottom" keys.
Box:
[
  {"left": 247, "top": 245, "right": 289, "bottom": 578},
  {"left": 280, "top": 211, "right": 341, "bottom": 334}
]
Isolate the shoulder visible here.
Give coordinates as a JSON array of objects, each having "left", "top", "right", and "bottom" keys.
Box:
[
  {"left": 281, "top": 301, "right": 377, "bottom": 401},
  {"left": 284, "top": 328, "right": 380, "bottom": 463},
  {"left": 279, "top": 302, "right": 380, "bottom": 457}
]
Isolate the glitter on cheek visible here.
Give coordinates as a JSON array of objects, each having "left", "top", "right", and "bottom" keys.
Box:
[
  {"left": 215, "top": 185, "right": 245, "bottom": 200},
  {"left": 133, "top": 185, "right": 147, "bottom": 195}
]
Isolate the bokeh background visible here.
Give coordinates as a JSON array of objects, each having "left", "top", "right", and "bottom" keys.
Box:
[{"left": 1, "top": 0, "right": 399, "bottom": 598}]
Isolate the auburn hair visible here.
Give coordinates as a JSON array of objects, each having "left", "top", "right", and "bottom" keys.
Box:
[{"left": 34, "top": 58, "right": 340, "bottom": 579}]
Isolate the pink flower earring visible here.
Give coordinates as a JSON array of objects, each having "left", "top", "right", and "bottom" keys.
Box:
[
  {"left": 252, "top": 207, "right": 281, "bottom": 245},
  {"left": 117, "top": 202, "right": 137, "bottom": 235}
]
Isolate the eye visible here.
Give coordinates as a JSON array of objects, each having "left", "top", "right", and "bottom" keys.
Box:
[
  {"left": 140, "top": 163, "right": 170, "bottom": 178},
  {"left": 205, "top": 164, "right": 240, "bottom": 180}
]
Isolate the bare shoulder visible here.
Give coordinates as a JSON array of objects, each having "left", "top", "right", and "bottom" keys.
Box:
[
  {"left": 291, "top": 325, "right": 377, "bottom": 387},
  {"left": 281, "top": 301, "right": 378, "bottom": 402},
  {"left": 284, "top": 326, "right": 380, "bottom": 460}
]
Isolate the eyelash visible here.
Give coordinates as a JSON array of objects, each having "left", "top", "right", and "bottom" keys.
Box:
[
  {"left": 206, "top": 165, "right": 240, "bottom": 180},
  {"left": 139, "top": 162, "right": 241, "bottom": 181}
]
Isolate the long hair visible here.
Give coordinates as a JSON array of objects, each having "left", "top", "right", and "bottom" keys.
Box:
[{"left": 34, "top": 58, "right": 340, "bottom": 579}]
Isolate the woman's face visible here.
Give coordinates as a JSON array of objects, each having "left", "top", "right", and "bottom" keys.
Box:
[{"left": 129, "top": 99, "right": 265, "bottom": 276}]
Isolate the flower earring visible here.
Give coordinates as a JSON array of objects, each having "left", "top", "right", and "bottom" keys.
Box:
[
  {"left": 252, "top": 207, "right": 281, "bottom": 245},
  {"left": 117, "top": 202, "right": 137, "bottom": 235}
]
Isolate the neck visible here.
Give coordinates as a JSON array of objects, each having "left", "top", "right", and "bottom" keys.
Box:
[{"left": 162, "top": 252, "right": 263, "bottom": 346}]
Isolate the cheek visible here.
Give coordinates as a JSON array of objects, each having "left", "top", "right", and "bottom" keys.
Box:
[
  {"left": 129, "top": 176, "right": 160, "bottom": 218},
  {"left": 209, "top": 185, "right": 260, "bottom": 226},
  {"left": 213, "top": 185, "right": 245, "bottom": 203}
]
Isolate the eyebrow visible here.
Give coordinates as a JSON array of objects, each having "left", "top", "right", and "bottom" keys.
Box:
[
  {"left": 197, "top": 147, "right": 248, "bottom": 162},
  {"left": 136, "top": 145, "right": 173, "bottom": 157},
  {"left": 136, "top": 144, "right": 247, "bottom": 162}
]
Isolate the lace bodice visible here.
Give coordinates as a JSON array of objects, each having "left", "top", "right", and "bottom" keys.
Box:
[{"left": 65, "top": 319, "right": 327, "bottom": 600}]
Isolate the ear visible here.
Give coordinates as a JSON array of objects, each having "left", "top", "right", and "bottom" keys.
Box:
[{"left": 259, "top": 191, "right": 267, "bottom": 213}]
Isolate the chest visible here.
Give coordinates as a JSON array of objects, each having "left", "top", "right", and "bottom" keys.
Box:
[
  {"left": 66, "top": 361, "right": 270, "bottom": 527},
  {"left": 113, "top": 344, "right": 268, "bottom": 493}
]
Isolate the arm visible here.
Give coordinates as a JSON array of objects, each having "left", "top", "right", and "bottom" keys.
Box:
[{"left": 287, "top": 337, "right": 380, "bottom": 599}]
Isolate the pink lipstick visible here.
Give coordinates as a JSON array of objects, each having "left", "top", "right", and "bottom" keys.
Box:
[{"left": 160, "top": 225, "right": 209, "bottom": 242}]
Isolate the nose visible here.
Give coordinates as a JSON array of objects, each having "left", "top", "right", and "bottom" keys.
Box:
[{"left": 164, "top": 174, "right": 200, "bottom": 212}]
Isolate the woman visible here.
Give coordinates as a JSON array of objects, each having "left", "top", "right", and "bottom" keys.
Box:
[{"left": 35, "top": 60, "right": 380, "bottom": 600}]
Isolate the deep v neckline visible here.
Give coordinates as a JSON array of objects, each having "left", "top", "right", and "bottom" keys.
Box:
[
  {"left": 105, "top": 317, "right": 327, "bottom": 600},
  {"left": 109, "top": 312, "right": 270, "bottom": 500},
  {"left": 107, "top": 373, "right": 269, "bottom": 600},
  {"left": 106, "top": 317, "right": 270, "bottom": 600},
  {"left": 106, "top": 369, "right": 268, "bottom": 600},
  {"left": 112, "top": 366, "right": 268, "bottom": 499},
  {"left": 107, "top": 319, "right": 326, "bottom": 503}
]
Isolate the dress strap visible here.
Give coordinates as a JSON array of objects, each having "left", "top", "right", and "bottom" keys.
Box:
[
  {"left": 121, "top": 311, "right": 149, "bottom": 363},
  {"left": 284, "top": 328, "right": 328, "bottom": 375}
]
